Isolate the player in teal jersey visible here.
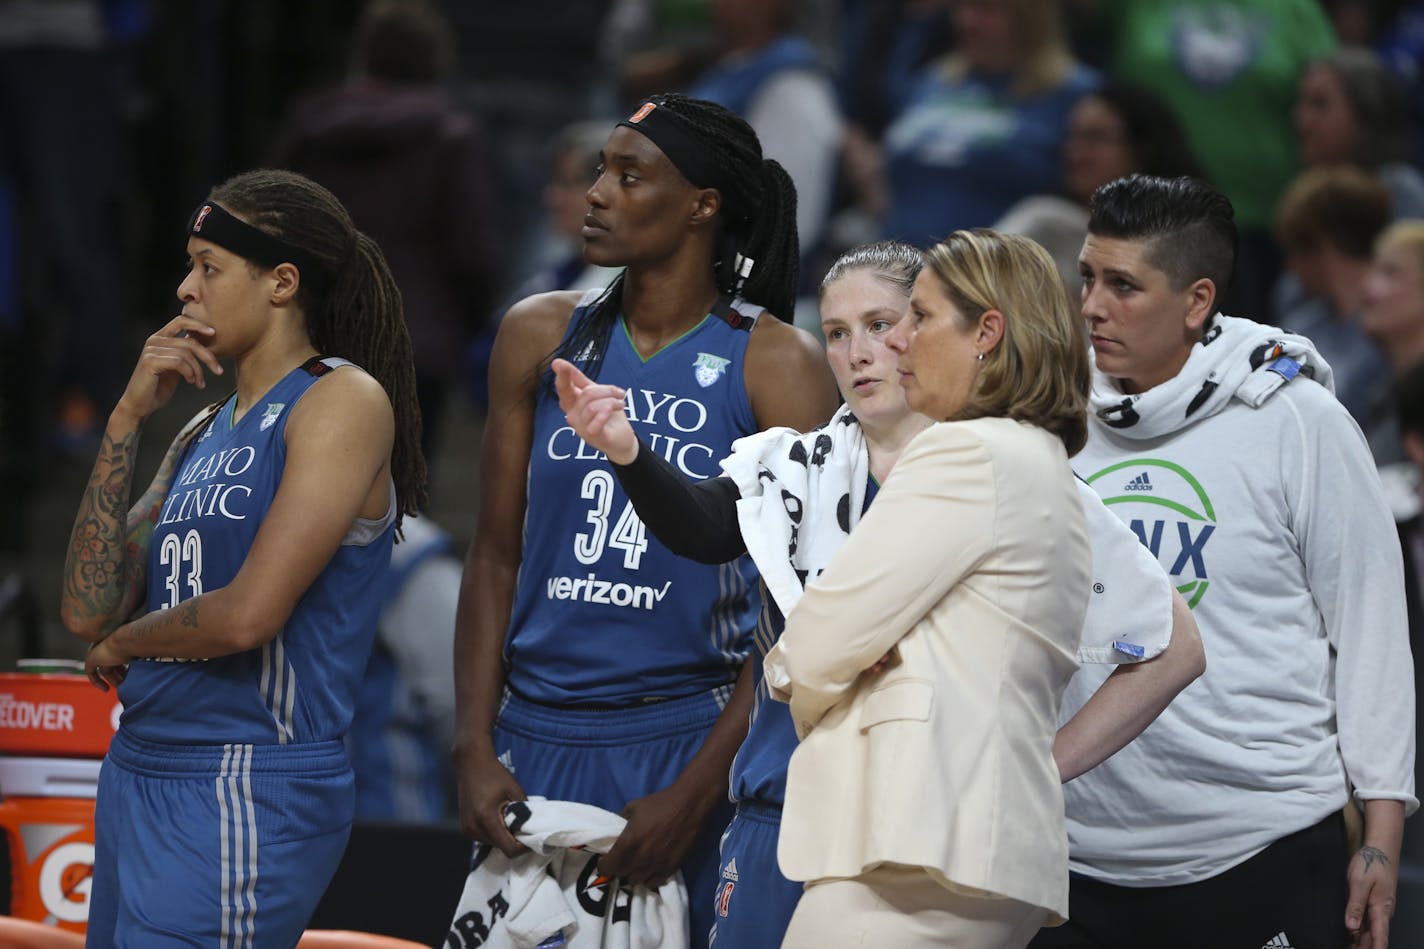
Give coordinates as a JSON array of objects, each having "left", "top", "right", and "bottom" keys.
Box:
[
  {"left": 60, "top": 169, "right": 425, "bottom": 947},
  {"left": 449, "top": 94, "right": 838, "bottom": 948}
]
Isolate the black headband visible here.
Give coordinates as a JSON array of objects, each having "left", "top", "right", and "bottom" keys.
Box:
[
  {"left": 617, "top": 100, "right": 749, "bottom": 219},
  {"left": 186, "top": 200, "right": 332, "bottom": 295}
]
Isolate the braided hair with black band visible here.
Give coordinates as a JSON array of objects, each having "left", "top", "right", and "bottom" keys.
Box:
[
  {"left": 208, "top": 168, "right": 427, "bottom": 526},
  {"left": 543, "top": 93, "right": 800, "bottom": 389}
]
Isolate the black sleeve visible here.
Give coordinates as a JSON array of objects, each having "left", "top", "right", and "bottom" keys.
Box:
[{"left": 612, "top": 437, "right": 747, "bottom": 564}]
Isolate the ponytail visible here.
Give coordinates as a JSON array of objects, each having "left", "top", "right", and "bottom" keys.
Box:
[{"left": 732, "top": 158, "right": 799, "bottom": 322}]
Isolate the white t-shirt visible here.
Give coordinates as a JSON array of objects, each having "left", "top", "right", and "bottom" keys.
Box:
[{"left": 1062, "top": 315, "right": 1417, "bottom": 886}]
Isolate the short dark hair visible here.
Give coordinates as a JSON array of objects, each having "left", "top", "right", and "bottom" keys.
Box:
[
  {"left": 1312, "top": 48, "right": 1412, "bottom": 168},
  {"left": 353, "top": 0, "right": 454, "bottom": 83},
  {"left": 1089, "top": 83, "right": 1204, "bottom": 182},
  {"left": 1087, "top": 175, "right": 1237, "bottom": 302}
]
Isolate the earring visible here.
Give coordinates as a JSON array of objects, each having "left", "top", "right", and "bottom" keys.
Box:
[{"left": 976, "top": 351, "right": 984, "bottom": 362}]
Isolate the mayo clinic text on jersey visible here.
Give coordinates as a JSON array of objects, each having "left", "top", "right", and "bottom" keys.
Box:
[{"left": 545, "top": 386, "right": 718, "bottom": 479}]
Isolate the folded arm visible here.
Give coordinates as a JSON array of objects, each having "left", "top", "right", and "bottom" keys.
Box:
[
  {"left": 86, "top": 370, "right": 394, "bottom": 678},
  {"left": 766, "top": 426, "right": 995, "bottom": 733}
]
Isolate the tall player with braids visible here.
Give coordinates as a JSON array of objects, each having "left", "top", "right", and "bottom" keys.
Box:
[
  {"left": 451, "top": 94, "right": 838, "bottom": 946},
  {"left": 59, "top": 169, "right": 426, "bottom": 948}
]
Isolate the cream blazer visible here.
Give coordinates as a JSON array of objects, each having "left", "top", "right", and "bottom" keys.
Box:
[{"left": 763, "top": 418, "right": 1090, "bottom": 921}]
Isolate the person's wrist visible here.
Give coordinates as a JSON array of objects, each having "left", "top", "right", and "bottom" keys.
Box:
[
  {"left": 671, "top": 767, "right": 724, "bottom": 817},
  {"left": 608, "top": 439, "right": 640, "bottom": 467},
  {"left": 451, "top": 729, "right": 497, "bottom": 762},
  {"left": 109, "top": 402, "right": 147, "bottom": 432},
  {"left": 92, "top": 628, "right": 128, "bottom": 662}
]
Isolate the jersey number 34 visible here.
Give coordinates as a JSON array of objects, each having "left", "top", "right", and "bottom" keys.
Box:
[{"left": 573, "top": 470, "right": 649, "bottom": 570}]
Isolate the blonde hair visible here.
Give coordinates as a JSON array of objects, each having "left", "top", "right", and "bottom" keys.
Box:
[
  {"left": 922, "top": 229, "right": 1090, "bottom": 455},
  {"left": 1376, "top": 219, "right": 1424, "bottom": 272},
  {"left": 940, "top": 0, "right": 1074, "bottom": 97}
]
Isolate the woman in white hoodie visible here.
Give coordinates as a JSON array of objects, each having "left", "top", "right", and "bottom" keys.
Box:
[{"left": 1032, "top": 174, "right": 1416, "bottom": 949}]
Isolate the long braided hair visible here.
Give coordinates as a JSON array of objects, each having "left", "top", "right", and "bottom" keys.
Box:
[
  {"left": 544, "top": 93, "right": 800, "bottom": 389},
  {"left": 208, "top": 168, "right": 427, "bottom": 525}
]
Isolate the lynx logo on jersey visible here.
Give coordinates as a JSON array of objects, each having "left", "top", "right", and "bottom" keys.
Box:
[
  {"left": 259, "top": 402, "right": 285, "bottom": 431},
  {"left": 1088, "top": 458, "right": 1216, "bottom": 608},
  {"left": 693, "top": 352, "right": 730, "bottom": 388}
]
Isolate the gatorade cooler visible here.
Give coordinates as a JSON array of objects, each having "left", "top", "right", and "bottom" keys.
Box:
[{"left": 0, "top": 661, "right": 121, "bottom": 934}]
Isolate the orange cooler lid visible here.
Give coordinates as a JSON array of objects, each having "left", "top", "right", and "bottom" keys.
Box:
[{"left": 0, "top": 668, "right": 120, "bottom": 759}]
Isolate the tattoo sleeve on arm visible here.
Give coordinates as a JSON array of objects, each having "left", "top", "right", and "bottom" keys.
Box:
[
  {"left": 62, "top": 428, "right": 142, "bottom": 629},
  {"left": 120, "top": 442, "right": 187, "bottom": 617},
  {"left": 1359, "top": 846, "right": 1391, "bottom": 872}
]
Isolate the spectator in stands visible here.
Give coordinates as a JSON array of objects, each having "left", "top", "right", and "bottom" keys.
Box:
[
  {"left": 1295, "top": 47, "right": 1424, "bottom": 219},
  {"left": 996, "top": 82, "right": 1202, "bottom": 297},
  {"left": 688, "top": 0, "right": 842, "bottom": 264},
  {"left": 1273, "top": 165, "right": 1392, "bottom": 431},
  {"left": 270, "top": 0, "right": 498, "bottom": 461},
  {"left": 1363, "top": 220, "right": 1424, "bottom": 378},
  {"left": 1075, "top": 0, "right": 1337, "bottom": 319},
  {"left": 847, "top": 0, "right": 1099, "bottom": 244}
]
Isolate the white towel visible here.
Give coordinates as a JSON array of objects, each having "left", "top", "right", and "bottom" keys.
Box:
[
  {"left": 720, "top": 404, "right": 869, "bottom": 619},
  {"left": 1090, "top": 313, "right": 1335, "bottom": 438},
  {"left": 445, "top": 798, "right": 689, "bottom": 949}
]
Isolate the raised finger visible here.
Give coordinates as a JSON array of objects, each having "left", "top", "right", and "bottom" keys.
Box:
[
  {"left": 580, "top": 383, "right": 626, "bottom": 405},
  {"left": 554, "top": 363, "right": 579, "bottom": 409},
  {"left": 156, "top": 314, "right": 219, "bottom": 341},
  {"left": 552, "top": 358, "right": 591, "bottom": 391},
  {"left": 148, "top": 328, "right": 224, "bottom": 377},
  {"left": 142, "top": 349, "right": 208, "bottom": 389}
]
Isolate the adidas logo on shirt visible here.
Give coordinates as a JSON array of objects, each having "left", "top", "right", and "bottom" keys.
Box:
[
  {"left": 1123, "top": 471, "right": 1153, "bottom": 492},
  {"left": 1262, "top": 932, "right": 1293, "bottom": 949},
  {"left": 722, "top": 858, "right": 739, "bottom": 882}
]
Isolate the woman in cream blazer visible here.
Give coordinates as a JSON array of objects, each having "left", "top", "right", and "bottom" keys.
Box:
[{"left": 765, "top": 230, "right": 1093, "bottom": 949}]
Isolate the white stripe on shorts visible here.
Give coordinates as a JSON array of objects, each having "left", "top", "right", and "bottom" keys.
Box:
[{"left": 217, "top": 743, "right": 258, "bottom": 948}]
